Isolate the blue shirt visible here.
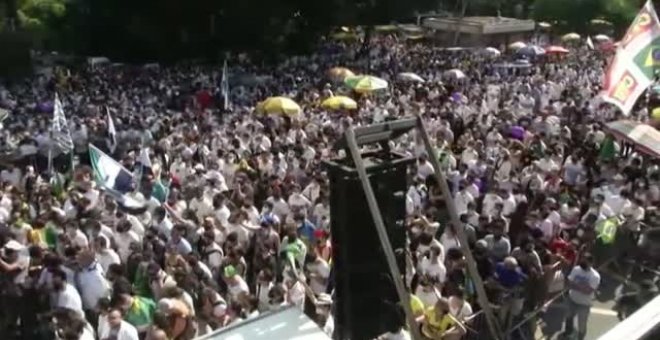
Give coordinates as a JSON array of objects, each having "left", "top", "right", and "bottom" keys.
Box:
[
  {"left": 495, "top": 263, "right": 526, "bottom": 289},
  {"left": 171, "top": 238, "right": 192, "bottom": 255}
]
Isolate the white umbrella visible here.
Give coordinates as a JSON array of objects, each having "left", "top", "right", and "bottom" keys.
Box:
[
  {"left": 484, "top": 47, "right": 501, "bottom": 56},
  {"left": 562, "top": 33, "right": 581, "bottom": 41},
  {"left": 594, "top": 34, "right": 611, "bottom": 42},
  {"left": 509, "top": 41, "right": 527, "bottom": 51},
  {"left": 397, "top": 72, "right": 425, "bottom": 83},
  {"left": 444, "top": 69, "right": 466, "bottom": 79}
]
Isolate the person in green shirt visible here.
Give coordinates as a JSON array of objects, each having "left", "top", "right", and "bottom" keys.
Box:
[{"left": 116, "top": 292, "right": 157, "bottom": 334}]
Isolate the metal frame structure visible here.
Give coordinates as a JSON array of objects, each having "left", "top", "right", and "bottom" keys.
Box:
[{"left": 337, "top": 116, "right": 501, "bottom": 340}]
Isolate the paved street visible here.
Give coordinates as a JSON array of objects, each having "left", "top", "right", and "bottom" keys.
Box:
[{"left": 536, "top": 270, "right": 621, "bottom": 340}]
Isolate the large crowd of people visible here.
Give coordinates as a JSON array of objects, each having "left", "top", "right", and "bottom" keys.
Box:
[{"left": 0, "top": 30, "right": 658, "bottom": 340}]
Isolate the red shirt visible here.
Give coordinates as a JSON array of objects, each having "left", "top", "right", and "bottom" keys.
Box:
[
  {"left": 549, "top": 237, "right": 576, "bottom": 265},
  {"left": 196, "top": 90, "right": 212, "bottom": 110}
]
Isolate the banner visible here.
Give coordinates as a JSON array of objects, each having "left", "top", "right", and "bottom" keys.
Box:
[{"left": 602, "top": 0, "right": 660, "bottom": 115}]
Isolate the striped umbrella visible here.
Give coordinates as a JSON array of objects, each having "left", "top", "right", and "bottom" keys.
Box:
[
  {"left": 344, "top": 75, "right": 388, "bottom": 93},
  {"left": 605, "top": 120, "right": 660, "bottom": 159}
]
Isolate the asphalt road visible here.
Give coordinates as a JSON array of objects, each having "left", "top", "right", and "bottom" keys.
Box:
[{"left": 536, "top": 270, "right": 621, "bottom": 340}]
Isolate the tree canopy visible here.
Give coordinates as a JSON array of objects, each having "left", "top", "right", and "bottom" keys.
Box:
[{"left": 0, "top": 0, "right": 649, "bottom": 61}]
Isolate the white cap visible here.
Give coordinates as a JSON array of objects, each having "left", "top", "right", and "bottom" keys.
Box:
[{"left": 4, "top": 240, "right": 24, "bottom": 251}]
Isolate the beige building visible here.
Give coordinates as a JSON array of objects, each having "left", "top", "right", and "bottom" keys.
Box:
[{"left": 422, "top": 16, "right": 536, "bottom": 47}]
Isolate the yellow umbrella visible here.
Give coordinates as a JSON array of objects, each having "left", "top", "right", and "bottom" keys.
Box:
[
  {"left": 321, "top": 96, "right": 358, "bottom": 110},
  {"left": 257, "top": 97, "right": 301, "bottom": 116},
  {"left": 328, "top": 67, "right": 355, "bottom": 81}
]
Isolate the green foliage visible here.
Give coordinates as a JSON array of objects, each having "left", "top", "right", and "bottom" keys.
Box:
[
  {"left": 17, "top": 0, "right": 66, "bottom": 31},
  {"left": 533, "top": 0, "right": 640, "bottom": 32}
]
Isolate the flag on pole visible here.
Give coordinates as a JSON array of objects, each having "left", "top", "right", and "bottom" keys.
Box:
[
  {"left": 602, "top": 0, "right": 660, "bottom": 115},
  {"left": 221, "top": 60, "right": 231, "bottom": 111},
  {"left": 106, "top": 107, "right": 117, "bottom": 154},
  {"left": 52, "top": 94, "right": 74, "bottom": 152},
  {"left": 89, "top": 144, "right": 134, "bottom": 193},
  {"left": 586, "top": 36, "right": 594, "bottom": 50},
  {"left": 0, "top": 108, "right": 9, "bottom": 130},
  {"left": 134, "top": 145, "right": 153, "bottom": 193}
]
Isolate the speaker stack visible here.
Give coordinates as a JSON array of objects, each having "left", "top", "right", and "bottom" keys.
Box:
[{"left": 325, "top": 152, "right": 412, "bottom": 340}]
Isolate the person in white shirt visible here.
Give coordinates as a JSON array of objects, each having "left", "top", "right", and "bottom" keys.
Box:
[
  {"left": 267, "top": 191, "right": 290, "bottom": 222},
  {"left": 65, "top": 224, "right": 89, "bottom": 249},
  {"left": 98, "top": 308, "right": 140, "bottom": 340},
  {"left": 305, "top": 252, "right": 330, "bottom": 295},
  {"left": 417, "top": 245, "right": 447, "bottom": 284},
  {"left": 454, "top": 187, "right": 474, "bottom": 217},
  {"left": 417, "top": 154, "right": 435, "bottom": 180},
  {"left": 564, "top": 253, "right": 601, "bottom": 339},
  {"left": 288, "top": 185, "right": 312, "bottom": 212},
  {"left": 302, "top": 177, "right": 322, "bottom": 203},
  {"left": 0, "top": 164, "right": 21, "bottom": 187},
  {"left": 213, "top": 194, "right": 232, "bottom": 226},
  {"left": 76, "top": 251, "right": 111, "bottom": 312},
  {"left": 52, "top": 268, "right": 85, "bottom": 318},
  {"left": 224, "top": 265, "right": 249, "bottom": 305},
  {"left": 114, "top": 221, "right": 140, "bottom": 262},
  {"left": 153, "top": 207, "right": 174, "bottom": 240},
  {"left": 94, "top": 236, "right": 121, "bottom": 273},
  {"left": 482, "top": 188, "right": 503, "bottom": 217}
]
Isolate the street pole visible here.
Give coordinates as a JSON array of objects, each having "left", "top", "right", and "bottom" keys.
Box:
[{"left": 415, "top": 115, "right": 503, "bottom": 340}]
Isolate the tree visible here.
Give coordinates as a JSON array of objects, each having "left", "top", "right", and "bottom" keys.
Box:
[{"left": 533, "top": 0, "right": 639, "bottom": 33}]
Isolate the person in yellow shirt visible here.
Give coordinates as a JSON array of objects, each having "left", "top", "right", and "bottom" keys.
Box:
[
  {"left": 410, "top": 294, "right": 425, "bottom": 318},
  {"left": 418, "top": 298, "right": 465, "bottom": 340}
]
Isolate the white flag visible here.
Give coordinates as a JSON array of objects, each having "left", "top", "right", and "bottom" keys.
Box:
[
  {"left": 221, "top": 60, "right": 231, "bottom": 111},
  {"left": 106, "top": 107, "right": 117, "bottom": 153},
  {"left": 52, "top": 93, "right": 73, "bottom": 152}
]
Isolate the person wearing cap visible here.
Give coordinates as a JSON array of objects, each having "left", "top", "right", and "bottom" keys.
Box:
[
  {"left": 493, "top": 256, "right": 527, "bottom": 326},
  {"left": 157, "top": 296, "right": 195, "bottom": 339},
  {"left": 223, "top": 264, "right": 249, "bottom": 305}
]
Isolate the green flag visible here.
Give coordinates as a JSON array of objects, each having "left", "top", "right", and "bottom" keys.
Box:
[{"left": 596, "top": 217, "right": 620, "bottom": 244}]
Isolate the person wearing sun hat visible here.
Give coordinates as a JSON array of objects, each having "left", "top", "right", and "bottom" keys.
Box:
[{"left": 223, "top": 264, "right": 249, "bottom": 305}]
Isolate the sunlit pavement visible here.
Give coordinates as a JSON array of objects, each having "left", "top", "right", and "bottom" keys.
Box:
[{"left": 536, "top": 271, "right": 620, "bottom": 340}]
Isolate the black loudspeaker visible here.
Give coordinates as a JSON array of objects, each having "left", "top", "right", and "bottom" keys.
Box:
[{"left": 326, "top": 154, "right": 411, "bottom": 340}]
